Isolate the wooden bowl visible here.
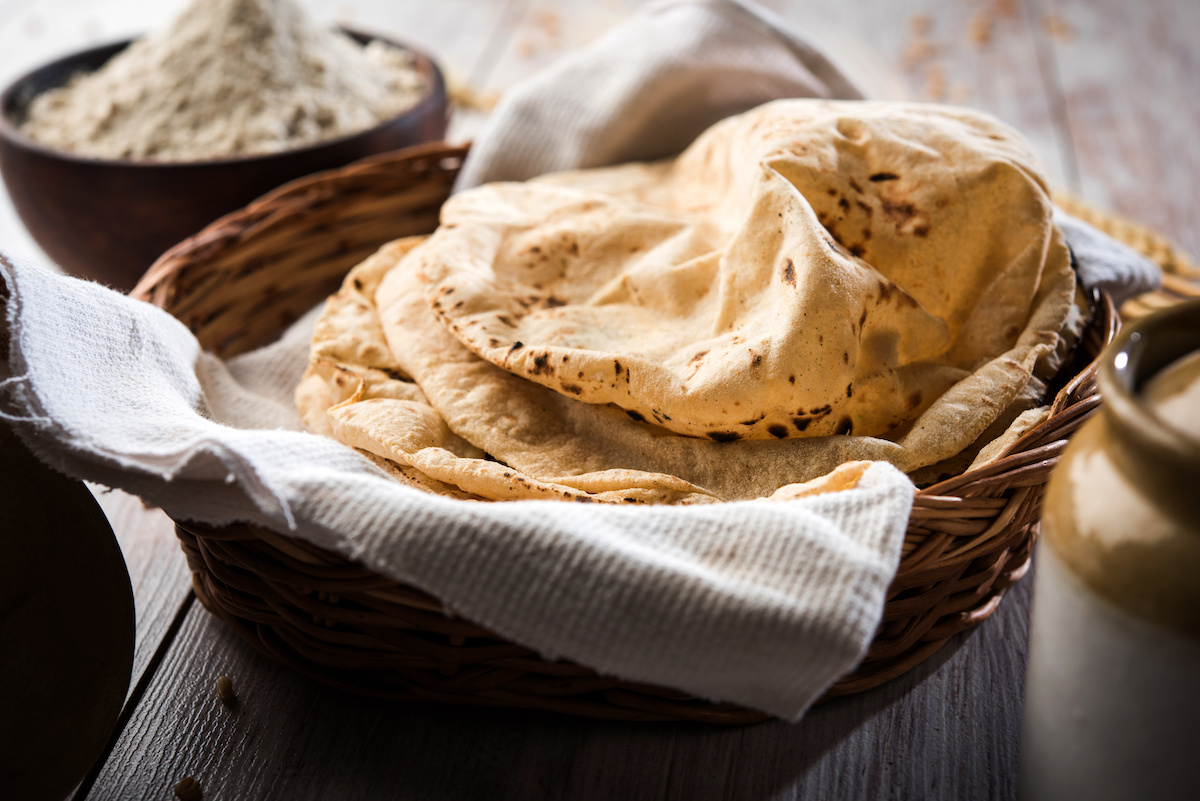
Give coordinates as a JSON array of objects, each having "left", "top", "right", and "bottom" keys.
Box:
[{"left": 0, "top": 29, "right": 448, "bottom": 292}]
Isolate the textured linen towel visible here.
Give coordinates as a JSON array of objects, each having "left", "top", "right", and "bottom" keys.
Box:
[
  {"left": 0, "top": 256, "right": 911, "bottom": 720},
  {"left": 453, "top": 0, "right": 864, "bottom": 189},
  {"left": 0, "top": 0, "right": 1160, "bottom": 720}
]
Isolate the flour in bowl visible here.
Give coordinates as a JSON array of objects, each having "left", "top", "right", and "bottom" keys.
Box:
[{"left": 20, "top": 0, "right": 426, "bottom": 161}]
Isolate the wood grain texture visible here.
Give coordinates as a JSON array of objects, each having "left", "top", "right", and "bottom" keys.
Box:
[
  {"left": 326, "top": 0, "right": 520, "bottom": 84},
  {"left": 84, "top": 578, "right": 1031, "bottom": 801},
  {"left": 1037, "top": 0, "right": 1200, "bottom": 257},
  {"left": 446, "top": 0, "right": 637, "bottom": 142},
  {"left": 474, "top": 0, "right": 640, "bottom": 91},
  {"left": 770, "top": 0, "right": 1073, "bottom": 188},
  {"left": 442, "top": 0, "right": 531, "bottom": 142}
]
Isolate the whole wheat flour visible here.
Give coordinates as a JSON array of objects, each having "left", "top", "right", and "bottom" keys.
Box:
[{"left": 20, "top": 0, "right": 425, "bottom": 161}]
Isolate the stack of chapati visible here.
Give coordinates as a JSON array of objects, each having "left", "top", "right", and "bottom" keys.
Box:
[{"left": 297, "top": 99, "right": 1083, "bottom": 504}]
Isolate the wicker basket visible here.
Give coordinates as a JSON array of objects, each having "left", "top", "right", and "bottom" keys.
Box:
[{"left": 131, "top": 141, "right": 1192, "bottom": 724}]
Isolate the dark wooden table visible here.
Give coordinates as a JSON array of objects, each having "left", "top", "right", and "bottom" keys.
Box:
[{"left": 16, "top": 1, "right": 1196, "bottom": 799}]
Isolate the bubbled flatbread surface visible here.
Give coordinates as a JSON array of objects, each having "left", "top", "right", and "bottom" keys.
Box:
[
  {"left": 419, "top": 99, "right": 1070, "bottom": 442},
  {"left": 299, "top": 99, "right": 1081, "bottom": 503}
]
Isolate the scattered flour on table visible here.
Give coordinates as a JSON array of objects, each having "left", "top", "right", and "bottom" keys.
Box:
[{"left": 20, "top": 0, "right": 425, "bottom": 161}]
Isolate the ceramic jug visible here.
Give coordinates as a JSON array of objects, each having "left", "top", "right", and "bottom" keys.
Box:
[{"left": 1019, "top": 300, "right": 1200, "bottom": 801}]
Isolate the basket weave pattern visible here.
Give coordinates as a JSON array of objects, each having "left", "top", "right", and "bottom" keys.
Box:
[{"left": 136, "top": 143, "right": 1123, "bottom": 723}]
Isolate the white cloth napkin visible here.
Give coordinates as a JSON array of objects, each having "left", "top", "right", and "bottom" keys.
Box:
[
  {"left": 454, "top": 0, "right": 863, "bottom": 189},
  {"left": 0, "top": 256, "right": 911, "bottom": 719},
  {"left": 0, "top": 0, "right": 1160, "bottom": 720}
]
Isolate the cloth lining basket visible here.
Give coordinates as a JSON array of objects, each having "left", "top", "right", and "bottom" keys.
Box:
[{"left": 131, "top": 141, "right": 1196, "bottom": 723}]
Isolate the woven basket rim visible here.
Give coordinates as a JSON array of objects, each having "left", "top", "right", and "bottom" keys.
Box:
[{"left": 129, "top": 140, "right": 1130, "bottom": 722}]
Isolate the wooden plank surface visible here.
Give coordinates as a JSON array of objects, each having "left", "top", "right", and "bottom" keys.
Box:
[
  {"left": 1039, "top": 0, "right": 1200, "bottom": 257},
  {"left": 83, "top": 497, "right": 1033, "bottom": 801},
  {"left": 26, "top": 0, "right": 1193, "bottom": 799},
  {"left": 765, "top": 0, "right": 1076, "bottom": 188}
]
